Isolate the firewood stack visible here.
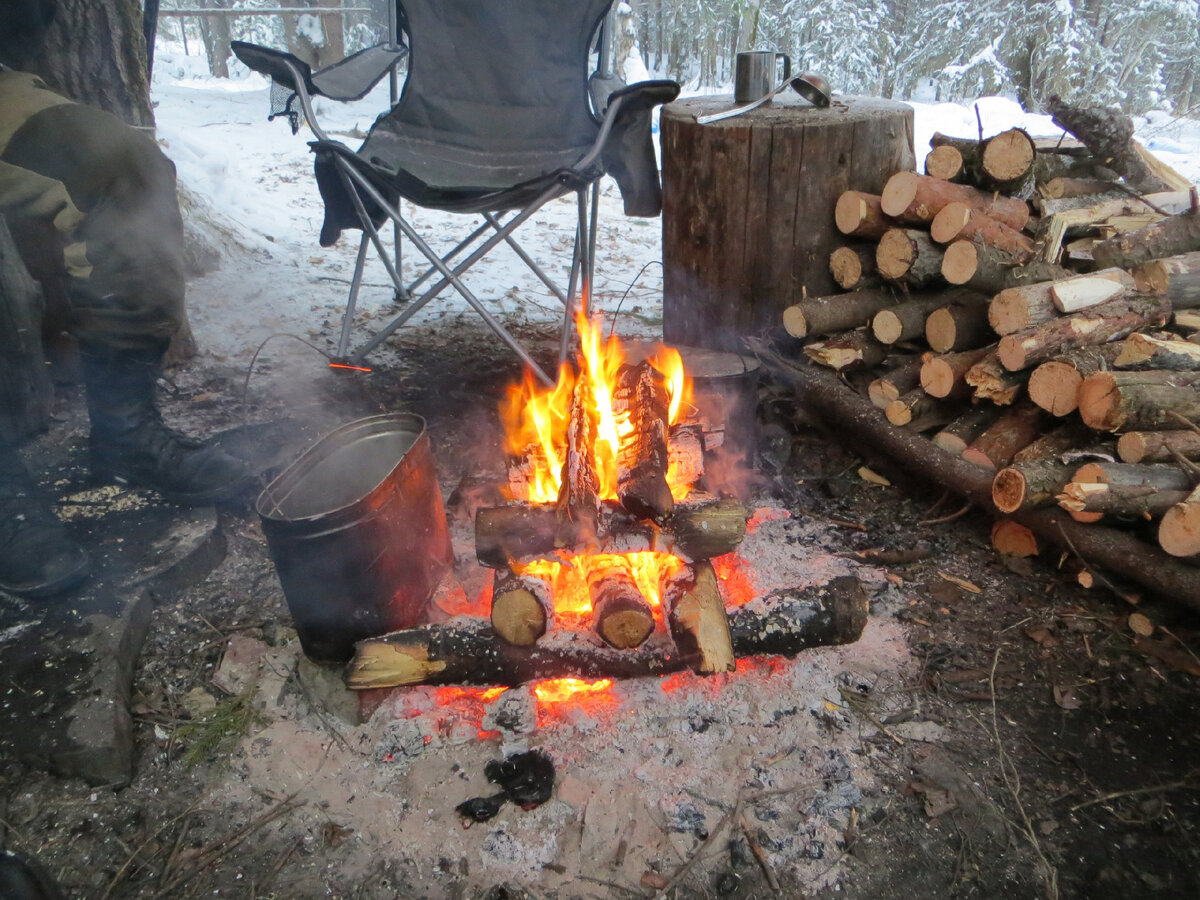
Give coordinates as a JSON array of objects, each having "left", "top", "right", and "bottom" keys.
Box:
[{"left": 780, "top": 105, "right": 1200, "bottom": 596}]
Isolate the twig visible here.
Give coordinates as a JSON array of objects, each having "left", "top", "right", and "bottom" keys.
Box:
[
  {"left": 1054, "top": 521, "right": 1137, "bottom": 604},
  {"left": 1069, "top": 775, "right": 1200, "bottom": 812},
  {"left": 652, "top": 800, "right": 742, "bottom": 900},
  {"left": 740, "top": 817, "right": 782, "bottom": 893},
  {"left": 1167, "top": 444, "right": 1200, "bottom": 481},
  {"left": 918, "top": 501, "right": 972, "bottom": 526},
  {"left": 1166, "top": 409, "right": 1200, "bottom": 437},
  {"left": 102, "top": 806, "right": 198, "bottom": 899},
  {"left": 576, "top": 874, "right": 644, "bottom": 898}
]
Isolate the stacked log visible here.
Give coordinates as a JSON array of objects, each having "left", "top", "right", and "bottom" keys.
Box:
[{"left": 776, "top": 110, "right": 1200, "bottom": 605}]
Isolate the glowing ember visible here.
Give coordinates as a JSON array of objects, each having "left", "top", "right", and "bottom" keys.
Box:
[{"left": 532, "top": 677, "right": 614, "bottom": 704}]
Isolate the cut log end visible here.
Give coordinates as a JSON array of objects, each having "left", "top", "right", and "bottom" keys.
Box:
[
  {"left": 941, "top": 240, "right": 977, "bottom": 285},
  {"left": 1159, "top": 502, "right": 1200, "bottom": 558},
  {"left": 1028, "top": 361, "right": 1084, "bottom": 417},
  {"left": 991, "top": 519, "right": 1039, "bottom": 557},
  {"left": 876, "top": 229, "right": 916, "bottom": 281},
  {"left": 992, "top": 467, "right": 1028, "bottom": 514},
  {"left": 925, "top": 144, "right": 964, "bottom": 181},
  {"left": 1077, "top": 372, "right": 1122, "bottom": 431},
  {"left": 982, "top": 129, "right": 1035, "bottom": 183},
  {"left": 491, "top": 587, "right": 548, "bottom": 647},
  {"left": 598, "top": 607, "right": 655, "bottom": 650}
]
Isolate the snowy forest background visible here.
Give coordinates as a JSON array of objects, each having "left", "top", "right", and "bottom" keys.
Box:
[{"left": 164, "top": 0, "right": 1200, "bottom": 116}]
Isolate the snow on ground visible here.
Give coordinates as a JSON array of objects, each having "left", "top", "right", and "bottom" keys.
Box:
[{"left": 150, "top": 42, "right": 1200, "bottom": 374}]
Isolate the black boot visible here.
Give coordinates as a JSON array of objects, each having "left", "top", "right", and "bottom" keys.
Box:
[
  {"left": 0, "top": 440, "right": 90, "bottom": 598},
  {"left": 80, "top": 343, "right": 255, "bottom": 505}
]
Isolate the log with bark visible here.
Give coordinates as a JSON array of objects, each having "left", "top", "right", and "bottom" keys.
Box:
[
  {"left": 929, "top": 201, "right": 1035, "bottom": 257},
  {"left": 1027, "top": 344, "right": 1124, "bottom": 417},
  {"left": 997, "top": 294, "right": 1171, "bottom": 372},
  {"left": 558, "top": 376, "right": 602, "bottom": 537},
  {"left": 491, "top": 568, "right": 554, "bottom": 646},
  {"left": 1077, "top": 369, "right": 1200, "bottom": 432},
  {"left": 781, "top": 288, "right": 898, "bottom": 339},
  {"left": 885, "top": 389, "right": 942, "bottom": 427},
  {"left": 880, "top": 171, "right": 1031, "bottom": 231},
  {"left": 924, "top": 144, "right": 966, "bottom": 182},
  {"left": 1134, "top": 252, "right": 1200, "bottom": 309},
  {"left": 830, "top": 245, "right": 879, "bottom": 291},
  {"left": 1158, "top": 485, "right": 1200, "bottom": 558},
  {"left": 993, "top": 459, "right": 1077, "bottom": 513},
  {"left": 1059, "top": 482, "right": 1191, "bottom": 520},
  {"left": 1092, "top": 208, "right": 1200, "bottom": 270},
  {"left": 1114, "top": 332, "right": 1200, "bottom": 370},
  {"left": 614, "top": 361, "right": 673, "bottom": 520},
  {"left": 803, "top": 329, "right": 887, "bottom": 370},
  {"left": 932, "top": 406, "right": 1003, "bottom": 455},
  {"left": 344, "top": 576, "right": 870, "bottom": 688},
  {"left": 928, "top": 129, "right": 1038, "bottom": 196},
  {"left": 925, "top": 297, "right": 992, "bottom": 353},
  {"left": 961, "top": 402, "right": 1043, "bottom": 469},
  {"left": 1045, "top": 95, "right": 1173, "bottom": 194},
  {"left": 835, "top": 191, "right": 893, "bottom": 240},
  {"left": 1039, "top": 177, "right": 1121, "bottom": 200},
  {"left": 965, "top": 351, "right": 1026, "bottom": 405},
  {"left": 759, "top": 348, "right": 1200, "bottom": 610},
  {"left": 920, "top": 347, "right": 991, "bottom": 399},
  {"left": 660, "top": 560, "right": 735, "bottom": 674},
  {"left": 586, "top": 555, "right": 656, "bottom": 649},
  {"left": 988, "top": 268, "right": 1135, "bottom": 335},
  {"left": 868, "top": 356, "right": 924, "bottom": 408},
  {"left": 1117, "top": 430, "right": 1200, "bottom": 464},
  {"left": 475, "top": 494, "right": 751, "bottom": 568},
  {"left": 875, "top": 228, "right": 945, "bottom": 286},
  {"left": 942, "top": 240, "right": 1073, "bottom": 294},
  {"left": 1036, "top": 191, "right": 1194, "bottom": 264},
  {"left": 871, "top": 292, "right": 954, "bottom": 343}
]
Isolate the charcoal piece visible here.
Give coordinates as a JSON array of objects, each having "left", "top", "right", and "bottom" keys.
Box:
[
  {"left": 455, "top": 793, "right": 506, "bottom": 824},
  {"left": 485, "top": 749, "right": 555, "bottom": 810}
]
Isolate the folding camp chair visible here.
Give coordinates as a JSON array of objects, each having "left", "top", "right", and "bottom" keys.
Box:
[{"left": 233, "top": 1, "right": 679, "bottom": 386}]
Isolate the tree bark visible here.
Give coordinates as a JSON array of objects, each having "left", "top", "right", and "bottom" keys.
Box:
[
  {"left": 1114, "top": 332, "right": 1200, "bottom": 371},
  {"left": 961, "top": 403, "right": 1043, "bottom": 469},
  {"left": 921, "top": 347, "right": 991, "bottom": 399},
  {"left": 942, "top": 240, "right": 1072, "bottom": 294},
  {"left": 1027, "top": 344, "right": 1125, "bottom": 417},
  {"left": 880, "top": 171, "right": 1031, "bottom": 231},
  {"left": 932, "top": 406, "right": 1003, "bottom": 455},
  {"left": 929, "top": 202, "right": 1034, "bottom": 257},
  {"left": 871, "top": 292, "right": 954, "bottom": 344},
  {"left": 997, "top": 294, "right": 1171, "bottom": 372},
  {"left": 781, "top": 287, "right": 898, "bottom": 339},
  {"left": 1078, "top": 369, "right": 1200, "bottom": 432},
  {"left": 587, "top": 556, "right": 656, "bottom": 650},
  {"left": 614, "top": 361, "right": 673, "bottom": 520},
  {"left": 875, "top": 228, "right": 945, "bottom": 286},
  {"left": 835, "top": 191, "right": 892, "bottom": 240},
  {"left": 1046, "top": 95, "right": 1172, "bottom": 194},
  {"left": 1134, "top": 252, "right": 1200, "bottom": 309},
  {"left": 23, "top": 0, "right": 154, "bottom": 127},
  {"left": 1117, "top": 430, "right": 1200, "bottom": 464},
  {"left": 993, "top": 460, "right": 1077, "bottom": 513},
  {"left": 1058, "top": 482, "right": 1190, "bottom": 519},
  {"left": 868, "top": 356, "right": 924, "bottom": 408},
  {"left": 988, "top": 268, "right": 1135, "bottom": 335},
  {"left": 803, "top": 329, "right": 887, "bottom": 371},
  {"left": 491, "top": 568, "right": 554, "bottom": 647},
  {"left": 1092, "top": 210, "right": 1200, "bottom": 271}
]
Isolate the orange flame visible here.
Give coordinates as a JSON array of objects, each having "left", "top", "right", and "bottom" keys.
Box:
[{"left": 498, "top": 312, "right": 695, "bottom": 505}]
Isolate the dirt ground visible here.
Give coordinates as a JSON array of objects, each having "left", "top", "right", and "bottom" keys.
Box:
[{"left": 2, "top": 315, "right": 1199, "bottom": 900}]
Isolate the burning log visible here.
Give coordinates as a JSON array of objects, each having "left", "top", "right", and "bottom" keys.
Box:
[
  {"left": 988, "top": 268, "right": 1135, "bottom": 335},
  {"left": 875, "top": 228, "right": 945, "bottom": 286},
  {"left": 830, "top": 245, "right": 879, "bottom": 291},
  {"left": 803, "top": 329, "right": 886, "bottom": 370},
  {"left": 558, "top": 376, "right": 601, "bottom": 537},
  {"left": 614, "top": 361, "right": 673, "bottom": 520},
  {"left": 1117, "top": 430, "right": 1200, "bottom": 464},
  {"left": 961, "top": 403, "right": 1043, "bottom": 470},
  {"left": 929, "top": 202, "right": 1035, "bottom": 258},
  {"left": 880, "top": 171, "right": 1031, "bottom": 231},
  {"left": 782, "top": 288, "right": 898, "bottom": 340},
  {"left": 921, "top": 348, "right": 990, "bottom": 400},
  {"left": 942, "top": 240, "right": 1072, "bottom": 294},
  {"left": 1077, "top": 369, "right": 1200, "bottom": 432},
  {"left": 835, "top": 191, "right": 892, "bottom": 240},
  {"left": 997, "top": 294, "right": 1171, "bottom": 372},
  {"left": 660, "top": 560, "right": 734, "bottom": 674},
  {"left": 475, "top": 494, "right": 750, "bottom": 569},
  {"left": 491, "top": 568, "right": 554, "bottom": 647},
  {"left": 586, "top": 556, "right": 656, "bottom": 650},
  {"left": 1027, "top": 344, "right": 1125, "bottom": 417},
  {"left": 667, "top": 422, "right": 705, "bottom": 489},
  {"left": 343, "top": 576, "right": 870, "bottom": 689}
]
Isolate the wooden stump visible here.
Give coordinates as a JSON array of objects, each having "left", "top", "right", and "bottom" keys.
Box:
[
  {"left": 661, "top": 95, "right": 915, "bottom": 351},
  {"left": 0, "top": 219, "right": 53, "bottom": 441}
]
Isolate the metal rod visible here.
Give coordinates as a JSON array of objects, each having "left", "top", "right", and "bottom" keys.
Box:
[
  {"left": 336, "top": 233, "right": 371, "bottom": 358},
  {"left": 158, "top": 8, "right": 372, "bottom": 17}
]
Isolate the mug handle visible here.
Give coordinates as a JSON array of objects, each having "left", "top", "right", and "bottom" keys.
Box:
[{"left": 777, "top": 54, "right": 792, "bottom": 83}]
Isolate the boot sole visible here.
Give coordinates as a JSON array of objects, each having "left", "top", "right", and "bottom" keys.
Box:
[
  {"left": 96, "top": 469, "right": 258, "bottom": 507},
  {"left": 0, "top": 549, "right": 92, "bottom": 599}
]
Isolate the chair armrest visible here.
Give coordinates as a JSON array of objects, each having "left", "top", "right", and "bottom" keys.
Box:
[
  {"left": 231, "top": 41, "right": 318, "bottom": 97},
  {"left": 598, "top": 80, "right": 681, "bottom": 217},
  {"left": 310, "top": 43, "right": 408, "bottom": 102}
]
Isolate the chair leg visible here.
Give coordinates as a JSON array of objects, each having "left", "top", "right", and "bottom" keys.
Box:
[
  {"left": 483, "top": 212, "right": 568, "bottom": 307},
  {"left": 337, "top": 232, "right": 371, "bottom": 359},
  {"left": 558, "top": 188, "right": 591, "bottom": 366}
]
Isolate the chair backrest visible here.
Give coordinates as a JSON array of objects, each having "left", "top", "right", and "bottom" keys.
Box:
[{"left": 386, "top": 0, "right": 614, "bottom": 158}]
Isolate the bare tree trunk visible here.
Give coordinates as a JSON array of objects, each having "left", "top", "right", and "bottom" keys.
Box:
[
  {"left": 196, "top": 0, "right": 231, "bottom": 79},
  {"left": 23, "top": 0, "right": 153, "bottom": 128}
]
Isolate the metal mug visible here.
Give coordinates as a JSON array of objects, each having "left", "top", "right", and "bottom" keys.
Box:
[{"left": 734, "top": 50, "right": 791, "bottom": 104}]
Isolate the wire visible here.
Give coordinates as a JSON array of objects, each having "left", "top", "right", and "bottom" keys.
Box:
[
  {"left": 606, "top": 259, "right": 664, "bottom": 340},
  {"left": 240, "top": 332, "right": 357, "bottom": 404}
]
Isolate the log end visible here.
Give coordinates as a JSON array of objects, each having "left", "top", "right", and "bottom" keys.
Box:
[
  {"left": 829, "top": 576, "right": 870, "bottom": 646},
  {"left": 880, "top": 171, "right": 920, "bottom": 218},
  {"left": 996, "top": 334, "right": 1029, "bottom": 372},
  {"left": 876, "top": 229, "right": 915, "bottom": 282},
  {"left": 1116, "top": 432, "right": 1147, "bottom": 464},
  {"left": 1077, "top": 372, "right": 1122, "bottom": 431},
  {"left": 941, "top": 240, "right": 977, "bottom": 286},
  {"left": 920, "top": 357, "right": 955, "bottom": 398},
  {"left": 345, "top": 640, "right": 448, "bottom": 690},
  {"left": 885, "top": 398, "right": 914, "bottom": 426},
  {"left": 992, "top": 467, "right": 1028, "bottom": 514},
  {"left": 1028, "top": 361, "right": 1083, "bottom": 417},
  {"left": 925, "top": 307, "right": 957, "bottom": 354},
  {"left": 1159, "top": 502, "right": 1200, "bottom": 558},
  {"left": 598, "top": 608, "right": 655, "bottom": 650},
  {"left": 991, "top": 518, "right": 1039, "bottom": 557},
  {"left": 830, "top": 246, "right": 865, "bottom": 290},
  {"left": 782, "top": 304, "right": 808, "bottom": 339},
  {"left": 872, "top": 309, "right": 904, "bottom": 344},
  {"left": 930, "top": 202, "right": 970, "bottom": 243},
  {"left": 491, "top": 588, "right": 548, "bottom": 647}
]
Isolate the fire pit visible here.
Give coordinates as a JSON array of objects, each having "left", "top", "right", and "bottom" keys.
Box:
[{"left": 344, "top": 315, "right": 868, "bottom": 693}]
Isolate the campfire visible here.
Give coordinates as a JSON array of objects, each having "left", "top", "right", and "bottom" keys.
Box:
[
  {"left": 481, "top": 312, "right": 749, "bottom": 670},
  {"left": 345, "top": 315, "right": 868, "bottom": 692}
]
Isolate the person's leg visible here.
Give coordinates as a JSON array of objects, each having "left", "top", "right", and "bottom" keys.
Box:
[{"left": 3, "top": 102, "right": 254, "bottom": 504}]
